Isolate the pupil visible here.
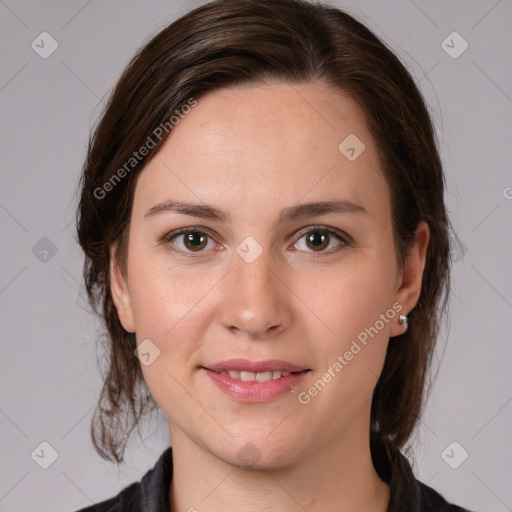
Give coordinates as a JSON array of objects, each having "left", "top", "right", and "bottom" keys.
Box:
[
  {"left": 186, "top": 232, "right": 206, "bottom": 251},
  {"left": 307, "top": 231, "right": 328, "bottom": 251}
]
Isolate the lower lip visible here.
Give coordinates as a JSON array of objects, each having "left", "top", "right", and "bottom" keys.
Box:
[{"left": 204, "top": 368, "right": 309, "bottom": 403}]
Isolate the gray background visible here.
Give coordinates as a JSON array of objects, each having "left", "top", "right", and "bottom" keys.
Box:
[{"left": 0, "top": 1, "right": 511, "bottom": 511}]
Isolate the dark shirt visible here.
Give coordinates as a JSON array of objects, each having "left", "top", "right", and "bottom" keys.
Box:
[{"left": 75, "top": 447, "right": 472, "bottom": 512}]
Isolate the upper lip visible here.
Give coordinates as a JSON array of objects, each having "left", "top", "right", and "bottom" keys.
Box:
[{"left": 205, "top": 358, "right": 308, "bottom": 373}]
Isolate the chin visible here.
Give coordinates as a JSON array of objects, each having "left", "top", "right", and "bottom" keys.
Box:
[{"left": 206, "top": 432, "right": 304, "bottom": 471}]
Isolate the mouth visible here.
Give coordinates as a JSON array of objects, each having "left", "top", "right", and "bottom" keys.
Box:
[
  {"left": 202, "top": 359, "right": 311, "bottom": 402},
  {"left": 204, "top": 358, "right": 309, "bottom": 374},
  {"left": 214, "top": 369, "right": 298, "bottom": 382}
]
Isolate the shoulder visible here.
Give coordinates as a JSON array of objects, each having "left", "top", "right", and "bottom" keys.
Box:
[
  {"left": 383, "top": 446, "right": 474, "bottom": 512},
  {"left": 72, "top": 447, "right": 173, "bottom": 512},
  {"left": 418, "top": 481, "right": 474, "bottom": 512}
]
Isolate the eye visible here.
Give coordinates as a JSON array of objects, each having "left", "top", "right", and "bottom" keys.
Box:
[
  {"left": 164, "top": 228, "right": 217, "bottom": 255},
  {"left": 161, "top": 225, "right": 349, "bottom": 258},
  {"left": 291, "top": 226, "right": 347, "bottom": 253}
]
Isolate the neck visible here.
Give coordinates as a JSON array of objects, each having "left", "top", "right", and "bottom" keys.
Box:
[{"left": 169, "top": 422, "right": 389, "bottom": 512}]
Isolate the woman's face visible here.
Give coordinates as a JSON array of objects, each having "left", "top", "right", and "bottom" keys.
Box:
[{"left": 111, "top": 82, "right": 428, "bottom": 469}]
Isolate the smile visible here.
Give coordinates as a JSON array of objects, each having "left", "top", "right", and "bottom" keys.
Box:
[
  {"left": 202, "top": 359, "right": 311, "bottom": 402},
  {"left": 217, "top": 370, "right": 292, "bottom": 381}
]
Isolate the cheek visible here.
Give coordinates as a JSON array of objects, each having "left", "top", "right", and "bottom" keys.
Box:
[
  {"left": 300, "top": 256, "right": 397, "bottom": 343},
  {"left": 125, "top": 245, "right": 230, "bottom": 403},
  {"left": 295, "top": 255, "right": 396, "bottom": 401},
  {"left": 126, "top": 251, "right": 215, "bottom": 416},
  {"left": 126, "top": 244, "right": 215, "bottom": 339}
]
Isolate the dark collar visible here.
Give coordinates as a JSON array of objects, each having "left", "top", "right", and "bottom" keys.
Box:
[
  {"left": 134, "top": 446, "right": 467, "bottom": 512},
  {"left": 137, "top": 446, "right": 173, "bottom": 511}
]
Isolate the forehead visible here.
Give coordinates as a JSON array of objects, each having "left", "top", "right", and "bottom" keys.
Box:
[{"left": 134, "top": 81, "right": 388, "bottom": 221}]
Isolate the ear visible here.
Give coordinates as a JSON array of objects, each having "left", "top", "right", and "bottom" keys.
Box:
[
  {"left": 389, "top": 221, "right": 430, "bottom": 337},
  {"left": 109, "top": 244, "right": 136, "bottom": 333}
]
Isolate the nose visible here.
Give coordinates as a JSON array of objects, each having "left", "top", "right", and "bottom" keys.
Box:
[{"left": 217, "top": 247, "right": 293, "bottom": 339}]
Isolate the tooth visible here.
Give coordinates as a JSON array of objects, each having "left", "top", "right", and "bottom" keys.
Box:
[
  {"left": 256, "top": 371, "right": 273, "bottom": 382},
  {"left": 221, "top": 370, "right": 294, "bottom": 381},
  {"left": 240, "top": 371, "right": 256, "bottom": 382}
]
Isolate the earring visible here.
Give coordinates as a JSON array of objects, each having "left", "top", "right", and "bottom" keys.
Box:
[{"left": 399, "top": 314, "right": 408, "bottom": 332}]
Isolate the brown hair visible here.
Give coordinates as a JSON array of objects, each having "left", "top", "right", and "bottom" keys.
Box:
[{"left": 76, "top": 0, "right": 452, "bottom": 477}]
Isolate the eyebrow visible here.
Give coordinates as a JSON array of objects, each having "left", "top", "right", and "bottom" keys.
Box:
[{"left": 144, "top": 199, "right": 367, "bottom": 224}]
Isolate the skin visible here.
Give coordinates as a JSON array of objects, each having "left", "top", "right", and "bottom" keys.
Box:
[{"left": 110, "top": 81, "right": 429, "bottom": 512}]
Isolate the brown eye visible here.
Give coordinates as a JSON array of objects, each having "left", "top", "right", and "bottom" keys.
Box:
[
  {"left": 182, "top": 231, "right": 208, "bottom": 251},
  {"left": 167, "top": 229, "right": 216, "bottom": 254},
  {"left": 293, "top": 227, "right": 346, "bottom": 253},
  {"left": 305, "top": 230, "right": 330, "bottom": 251}
]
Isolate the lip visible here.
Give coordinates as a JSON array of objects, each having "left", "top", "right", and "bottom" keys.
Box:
[{"left": 203, "top": 359, "right": 310, "bottom": 403}]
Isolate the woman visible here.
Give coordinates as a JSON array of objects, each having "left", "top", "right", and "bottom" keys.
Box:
[{"left": 75, "top": 0, "right": 473, "bottom": 510}]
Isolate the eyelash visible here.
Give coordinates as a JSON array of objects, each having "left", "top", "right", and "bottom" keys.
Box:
[{"left": 159, "top": 225, "right": 350, "bottom": 259}]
